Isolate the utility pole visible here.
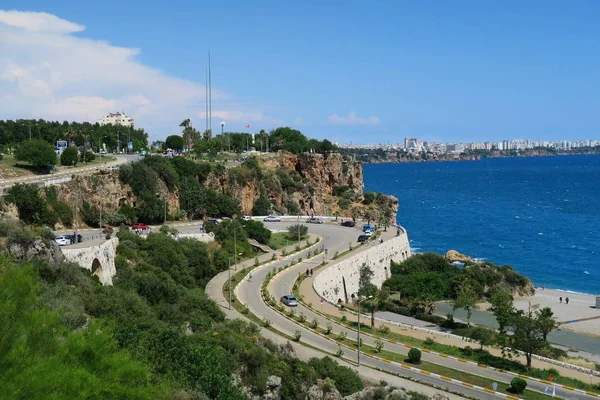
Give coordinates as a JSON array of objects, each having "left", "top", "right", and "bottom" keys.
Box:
[
  {"left": 228, "top": 257, "right": 232, "bottom": 309},
  {"left": 164, "top": 197, "right": 167, "bottom": 224},
  {"left": 358, "top": 299, "right": 362, "bottom": 367},
  {"left": 28, "top": 123, "right": 32, "bottom": 140},
  {"left": 74, "top": 181, "right": 79, "bottom": 238},
  {"left": 117, "top": 131, "right": 120, "bottom": 154},
  {"left": 208, "top": 50, "right": 212, "bottom": 134},
  {"left": 99, "top": 200, "right": 102, "bottom": 236},
  {"left": 206, "top": 66, "right": 209, "bottom": 134}
]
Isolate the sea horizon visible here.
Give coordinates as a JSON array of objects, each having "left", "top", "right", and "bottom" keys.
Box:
[{"left": 364, "top": 154, "right": 600, "bottom": 296}]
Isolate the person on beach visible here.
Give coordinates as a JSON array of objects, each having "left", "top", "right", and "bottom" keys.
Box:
[
  {"left": 566, "top": 297, "right": 569, "bottom": 305},
  {"left": 559, "top": 296, "right": 563, "bottom": 303}
]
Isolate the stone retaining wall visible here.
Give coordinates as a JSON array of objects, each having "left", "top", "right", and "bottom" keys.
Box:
[
  {"left": 62, "top": 239, "right": 118, "bottom": 285},
  {"left": 313, "top": 229, "right": 411, "bottom": 303}
]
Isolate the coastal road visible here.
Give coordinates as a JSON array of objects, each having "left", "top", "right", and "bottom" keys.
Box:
[
  {"left": 240, "top": 222, "right": 595, "bottom": 400},
  {"left": 0, "top": 154, "right": 138, "bottom": 193},
  {"left": 238, "top": 222, "right": 502, "bottom": 400}
]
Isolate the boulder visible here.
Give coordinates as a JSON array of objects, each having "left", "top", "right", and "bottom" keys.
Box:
[{"left": 444, "top": 250, "right": 472, "bottom": 263}]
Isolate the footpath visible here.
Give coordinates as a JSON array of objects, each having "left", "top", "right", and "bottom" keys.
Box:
[{"left": 204, "top": 236, "right": 465, "bottom": 400}]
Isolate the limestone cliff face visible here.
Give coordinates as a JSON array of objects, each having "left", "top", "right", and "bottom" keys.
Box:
[
  {"left": 204, "top": 152, "right": 387, "bottom": 219},
  {"left": 54, "top": 152, "right": 396, "bottom": 227}
]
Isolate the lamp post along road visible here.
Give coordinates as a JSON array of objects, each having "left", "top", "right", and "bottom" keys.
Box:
[
  {"left": 357, "top": 295, "right": 372, "bottom": 368},
  {"left": 228, "top": 252, "right": 243, "bottom": 309}
]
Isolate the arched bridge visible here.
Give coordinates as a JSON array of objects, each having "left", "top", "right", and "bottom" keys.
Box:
[{"left": 62, "top": 238, "right": 118, "bottom": 285}]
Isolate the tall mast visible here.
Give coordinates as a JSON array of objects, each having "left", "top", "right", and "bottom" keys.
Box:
[
  {"left": 208, "top": 50, "right": 212, "bottom": 134},
  {"left": 205, "top": 66, "right": 208, "bottom": 133}
]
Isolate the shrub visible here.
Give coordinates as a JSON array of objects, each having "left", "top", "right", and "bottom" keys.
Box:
[
  {"left": 374, "top": 339, "right": 385, "bottom": 353},
  {"left": 336, "top": 347, "right": 344, "bottom": 358},
  {"left": 335, "top": 331, "right": 347, "bottom": 342},
  {"left": 378, "top": 325, "right": 390, "bottom": 335},
  {"left": 326, "top": 323, "right": 333, "bottom": 334},
  {"left": 293, "top": 330, "right": 302, "bottom": 342},
  {"left": 81, "top": 150, "right": 95, "bottom": 162},
  {"left": 15, "top": 139, "right": 56, "bottom": 169},
  {"left": 241, "top": 305, "right": 249, "bottom": 314},
  {"left": 424, "top": 337, "right": 436, "bottom": 346},
  {"left": 263, "top": 318, "right": 271, "bottom": 328},
  {"left": 408, "top": 348, "right": 421, "bottom": 364},
  {"left": 341, "top": 315, "right": 347, "bottom": 323},
  {"left": 310, "top": 318, "right": 318, "bottom": 329},
  {"left": 60, "top": 147, "right": 79, "bottom": 166},
  {"left": 287, "top": 224, "right": 307, "bottom": 240},
  {"left": 298, "top": 313, "right": 306, "bottom": 323},
  {"left": 510, "top": 377, "right": 527, "bottom": 394}
]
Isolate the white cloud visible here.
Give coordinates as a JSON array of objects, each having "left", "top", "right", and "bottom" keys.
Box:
[
  {"left": 327, "top": 111, "right": 380, "bottom": 126},
  {"left": 294, "top": 116, "right": 304, "bottom": 125},
  {"left": 0, "top": 10, "right": 84, "bottom": 33},
  {"left": 0, "top": 10, "right": 279, "bottom": 139}
]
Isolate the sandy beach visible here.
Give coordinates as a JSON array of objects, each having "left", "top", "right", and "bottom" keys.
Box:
[{"left": 513, "top": 288, "right": 600, "bottom": 337}]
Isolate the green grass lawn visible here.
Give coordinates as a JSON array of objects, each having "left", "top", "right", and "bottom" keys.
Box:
[{"left": 268, "top": 232, "right": 308, "bottom": 250}]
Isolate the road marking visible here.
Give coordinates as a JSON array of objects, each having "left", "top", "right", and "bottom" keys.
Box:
[{"left": 440, "top": 376, "right": 452, "bottom": 382}]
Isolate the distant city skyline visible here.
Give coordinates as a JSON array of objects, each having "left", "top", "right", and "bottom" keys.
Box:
[{"left": 2, "top": 2, "right": 600, "bottom": 142}]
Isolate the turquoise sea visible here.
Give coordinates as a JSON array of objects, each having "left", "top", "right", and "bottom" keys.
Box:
[{"left": 364, "top": 155, "right": 600, "bottom": 295}]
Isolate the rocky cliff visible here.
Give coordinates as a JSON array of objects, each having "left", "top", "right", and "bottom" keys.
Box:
[{"left": 53, "top": 152, "right": 397, "bottom": 227}]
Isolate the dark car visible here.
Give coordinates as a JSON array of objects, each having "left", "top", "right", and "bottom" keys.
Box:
[
  {"left": 66, "top": 234, "right": 83, "bottom": 244},
  {"left": 341, "top": 220, "right": 355, "bottom": 227},
  {"left": 357, "top": 234, "right": 369, "bottom": 243}
]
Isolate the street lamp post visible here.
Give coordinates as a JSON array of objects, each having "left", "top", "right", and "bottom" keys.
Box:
[
  {"left": 228, "top": 252, "right": 243, "bottom": 309},
  {"left": 233, "top": 225, "right": 243, "bottom": 269},
  {"left": 357, "top": 295, "right": 372, "bottom": 368}
]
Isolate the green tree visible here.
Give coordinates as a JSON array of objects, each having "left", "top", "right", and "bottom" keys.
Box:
[
  {"left": 137, "top": 193, "right": 164, "bottom": 224},
  {"left": 537, "top": 306, "right": 558, "bottom": 341},
  {"left": 252, "top": 189, "right": 270, "bottom": 216},
  {"left": 358, "top": 283, "right": 390, "bottom": 328},
  {"left": 15, "top": 139, "right": 56, "bottom": 169},
  {"left": 287, "top": 224, "right": 308, "bottom": 241},
  {"left": 469, "top": 327, "right": 496, "bottom": 350},
  {"left": 453, "top": 281, "right": 479, "bottom": 327},
  {"left": 243, "top": 220, "right": 271, "bottom": 245},
  {"left": 358, "top": 262, "right": 374, "bottom": 288},
  {"left": 489, "top": 290, "right": 514, "bottom": 334},
  {"left": 505, "top": 304, "right": 548, "bottom": 369},
  {"left": 5, "top": 184, "right": 56, "bottom": 226},
  {"left": 60, "top": 147, "right": 78, "bottom": 166},
  {"left": 165, "top": 135, "right": 185, "bottom": 151}
]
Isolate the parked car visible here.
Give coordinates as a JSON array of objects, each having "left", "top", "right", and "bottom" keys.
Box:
[
  {"left": 280, "top": 295, "right": 298, "bottom": 307},
  {"left": 207, "top": 218, "right": 223, "bottom": 224},
  {"left": 132, "top": 223, "right": 151, "bottom": 231},
  {"left": 243, "top": 216, "right": 253, "bottom": 221},
  {"left": 363, "top": 224, "right": 374, "bottom": 232},
  {"left": 263, "top": 215, "right": 281, "bottom": 222},
  {"left": 357, "top": 234, "right": 369, "bottom": 243},
  {"left": 55, "top": 235, "right": 71, "bottom": 246},
  {"left": 341, "top": 220, "right": 355, "bottom": 227},
  {"left": 306, "top": 217, "right": 323, "bottom": 224},
  {"left": 363, "top": 230, "right": 373, "bottom": 237},
  {"left": 0, "top": 152, "right": 4, "bottom": 161}
]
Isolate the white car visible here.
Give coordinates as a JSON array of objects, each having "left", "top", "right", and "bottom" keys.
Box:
[
  {"left": 263, "top": 215, "right": 281, "bottom": 222},
  {"left": 55, "top": 235, "right": 70, "bottom": 246},
  {"left": 243, "top": 216, "right": 253, "bottom": 221},
  {"left": 363, "top": 231, "right": 374, "bottom": 237}
]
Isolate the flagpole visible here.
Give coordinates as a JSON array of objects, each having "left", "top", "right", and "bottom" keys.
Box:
[
  {"left": 208, "top": 50, "right": 212, "bottom": 134},
  {"left": 205, "top": 66, "right": 208, "bottom": 134}
]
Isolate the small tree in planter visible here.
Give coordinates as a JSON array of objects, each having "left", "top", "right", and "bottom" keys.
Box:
[
  {"left": 407, "top": 348, "right": 421, "bottom": 364},
  {"left": 374, "top": 339, "right": 385, "bottom": 353},
  {"left": 293, "top": 330, "right": 302, "bottom": 342},
  {"left": 510, "top": 377, "right": 527, "bottom": 394}
]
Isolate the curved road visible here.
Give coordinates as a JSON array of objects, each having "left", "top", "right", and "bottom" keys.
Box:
[
  {"left": 239, "top": 223, "right": 500, "bottom": 400},
  {"left": 238, "top": 222, "right": 593, "bottom": 400}
]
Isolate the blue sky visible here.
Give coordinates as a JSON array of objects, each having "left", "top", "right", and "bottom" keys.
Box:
[{"left": 1, "top": 1, "right": 599, "bottom": 143}]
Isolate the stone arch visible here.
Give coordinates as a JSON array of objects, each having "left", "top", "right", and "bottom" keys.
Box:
[{"left": 91, "top": 258, "right": 102, "bottom": 279}]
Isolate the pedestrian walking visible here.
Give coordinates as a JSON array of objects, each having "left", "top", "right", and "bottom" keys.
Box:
[
  {"left": 310, "top": 268, "right": 313, "bottom": 276},
  {"left": 306, "top": 269, "right": 310, "bottom": 277},
  {"left": 559, "top": 296, "right": 563, "bottom": 304},
  {"left": 248, "top": 272, "right": 252, "bottom": 282},
  {"left": 566, "top": 297, "right": 569, "bottom": 305}
]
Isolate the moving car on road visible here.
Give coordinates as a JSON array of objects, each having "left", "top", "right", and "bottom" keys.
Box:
[
  {"left": 280, "top": 295, "right": 298, "bottom": 307},
  {"left": 132, "top": 223, "right": 151, "bottom": 231},
  {"left": 263, "top": 215, "right": 281, "bottom": 222},
  {"left": 55, "top": 235, "right": 71, "bottom": 246},
  {"left": 341, "top": 220, "right": 355, "bottom": 227},
  {"left": 306, "top": 217, "right": 323, "bottom": 224}
]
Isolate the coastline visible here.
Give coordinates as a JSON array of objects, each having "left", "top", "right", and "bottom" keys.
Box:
[{"left": 355, "top": 150, "right": 600, "bottom": 164}]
